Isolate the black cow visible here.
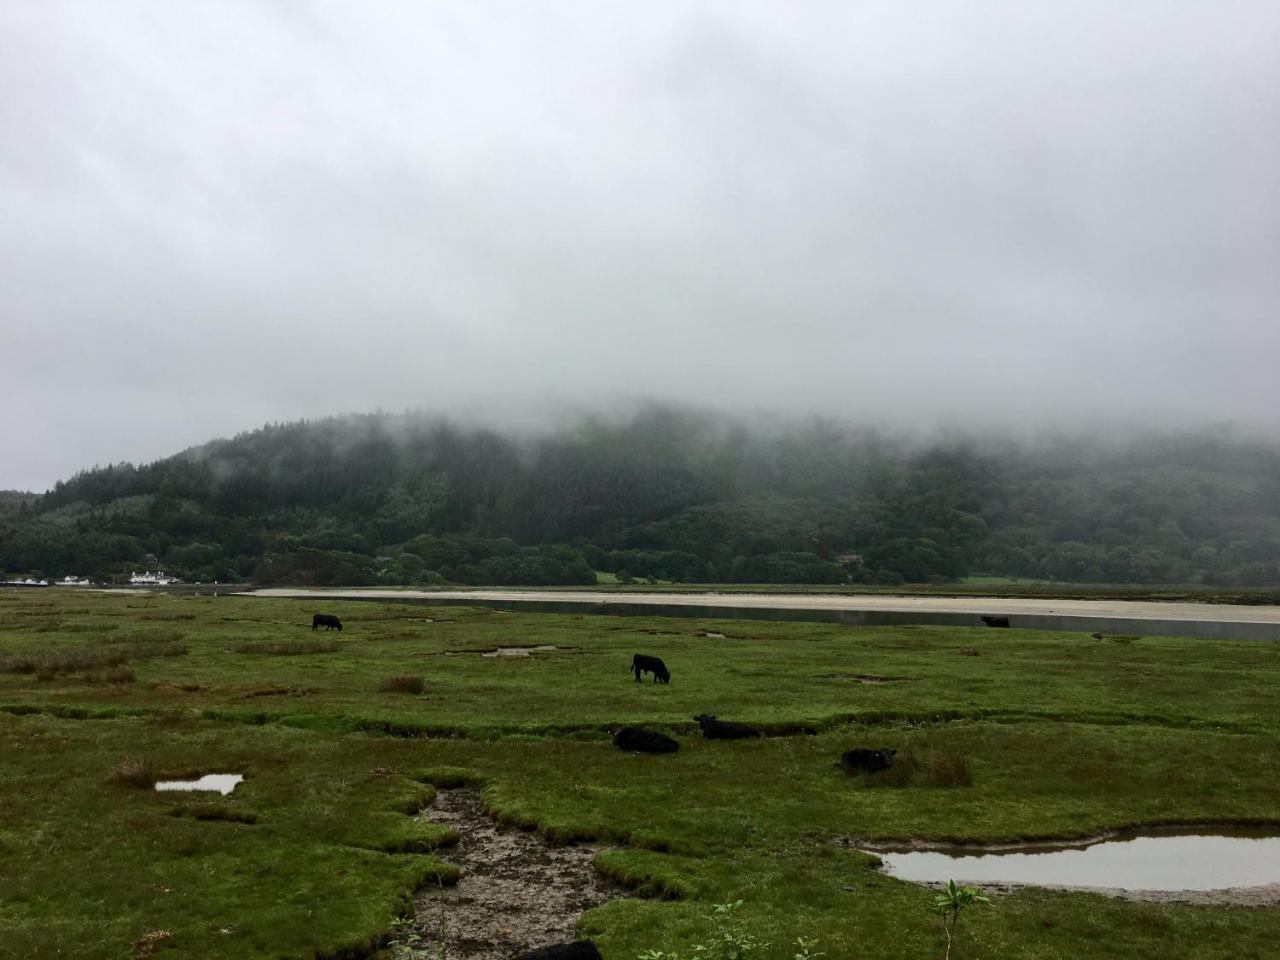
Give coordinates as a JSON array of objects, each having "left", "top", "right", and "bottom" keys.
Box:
[
  {"left": 693, "top": 714, "right": 761, "bottom": 740},
  {"left": 630, "top": 653, "right": 670, "bottom": 684},
  {"left": 612, "top": 727, "right": 679, "bottom": 754},
  {"left": 513, "top": 941, "right": 603, "bottom": 960},
  {"left": 980, "top": 615, "right": 1010, "bottom": 628},
  {"left": 311, "top": 613, "right": 343, "bottom": 632},
  {"left": 838, "top": 748, "right": 897, "bottom": 774}
]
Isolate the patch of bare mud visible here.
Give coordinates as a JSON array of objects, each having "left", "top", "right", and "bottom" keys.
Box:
[
  {"left": 241, "top": 685, "right": 317, "bottom": 698},
  {"left": 818, "top": 673, "right": 909, "bottom": 684},
  {"left": 415, "top": 789, "right": 619, "bottom": 960},
  {"left": 481, "top": 645, "right": 562, "bottom": 658}
]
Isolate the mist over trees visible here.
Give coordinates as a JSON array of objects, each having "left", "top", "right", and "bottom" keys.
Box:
[{"left": 2, "top": 407, "right": 1279, "bottom": 588}]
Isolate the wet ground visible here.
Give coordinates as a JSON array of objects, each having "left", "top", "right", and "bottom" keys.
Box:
[{"left": 414, "top": 789, "right": 619, "bottom": 960}]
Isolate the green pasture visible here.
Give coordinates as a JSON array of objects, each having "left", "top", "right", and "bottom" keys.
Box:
[{"left": 2, "top": 590, "right": 1279, "bottom": 959}]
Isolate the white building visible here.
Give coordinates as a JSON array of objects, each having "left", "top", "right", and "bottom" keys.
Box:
[{"left": 129, "top": 571, "right": 181, "bottom": 586}]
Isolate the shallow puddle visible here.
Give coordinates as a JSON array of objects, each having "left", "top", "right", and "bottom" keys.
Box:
[
  {"left": 480, "top": 645, "right": 559, "bottom": 657},
  {"left": 155, "top": 774, "right": 243, "bottom": 795},
  {"left": 872, "top": 830, "right": 1280, "bottom": 892},
  {"left": 826, "top": 673, "right": 907, "bottom": 684}
]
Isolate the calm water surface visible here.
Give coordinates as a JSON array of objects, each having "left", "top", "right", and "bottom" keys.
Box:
[
  {"left": 873, "top": 832, "right": 1280, "bottom": 890},
  {"left": 155, "top": 774, "right": 243, "bottom": 796}
]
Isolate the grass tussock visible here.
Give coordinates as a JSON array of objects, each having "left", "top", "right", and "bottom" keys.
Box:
[
  {"left": 171, "top": 804, "right": 258, "bottom": 824},
  {"left": 865, "top": 747, "right": 972, "bottom": 788},
  {"left": 2, "top": 640, "right": 189, "bottom": 679},
  {"left": 33, "top": 623, "right": 113, "bottom": 633},
  {"left": 235, "top": 639, "right": 342, "bottom": 655},
  {"left": 243, "top": 685, "right": 318, "bottom": 698},
  {"left": 111, "top": 758, "right": 157, "bottom": 789},
  {"left": 113, "top": 630, "right": 185, "bottom": 645},
  {"left": 123, "top": 640, "right": 189, "bottom": 659},
  {"left": 378, "top": 675, "right": 425, "bottom": 695},
  {"left": 82, "top": 666, "right": 137, "bottom": 685},
  {"left": 417, "top": 766, "right": 484, "bottom": 788},
  {"left": 4, "top": 648, "right": 127, "bottom": 676}
]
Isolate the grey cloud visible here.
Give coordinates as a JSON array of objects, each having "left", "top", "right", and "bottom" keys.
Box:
[{"left": 2, "top": 1, "right": 1278, "bottom": 490}]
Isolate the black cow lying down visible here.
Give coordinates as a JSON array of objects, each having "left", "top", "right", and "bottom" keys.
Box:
[
  {"left": 513, "top": 941, "right": 603, "bottom": 960},
  {"left": 694, "top": 714, "right": 762, "bottom": 740},
  {"left": 612, "top": 727, "right": 679, "bottom": 754},
  {"left": 630, "top": 653, "right": 670, "bottom": 684},
  {"left": 839, "top": 748, "right": 897, "bottom": 774},
  {"left": 980, "top": 615, "right": 1010, "bottom": 628},
  {"left": 311, "top": 613, "right": 342, "bottom": 631}
]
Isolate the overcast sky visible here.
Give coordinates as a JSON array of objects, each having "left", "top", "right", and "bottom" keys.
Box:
[{"left": 2, "top": 2, "right": 1278, "bottom": 490}]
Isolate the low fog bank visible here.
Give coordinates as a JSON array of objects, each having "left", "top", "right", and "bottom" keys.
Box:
[
  {"left": 12, "top": 385, "right": 1280, "bottom": 497},
  {"left": 17, "top": 399, "right": 1280, "bottom": 495},
  {"left": 4, "top": 402, "right": 1277, "bottom": 590}
]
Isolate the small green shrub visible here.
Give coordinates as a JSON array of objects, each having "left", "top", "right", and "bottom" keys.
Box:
[
  {"left": 638, "top": 901, "right": 784, "bottom": 960},
  {"left": 933, "top": 879, "right": 991, "bottom": 960}
]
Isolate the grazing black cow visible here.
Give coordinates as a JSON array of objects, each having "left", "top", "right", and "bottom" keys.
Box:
[
  {"left": 980, "top": 615, "right": 1010, "bottom": 628},
  {"left": 311, "top": 613, "right": 343, "bottom": 632},
  {"left": 838, "top": 747, "right": 897, "bottom": 774},
  {"left": 612, "top": 727, "right": 679, "bottom": 754},
  {"left": 513, "top": 941, "right": 603, "bottom": 960},
  {"left": 693, "top": 714, "right": 762, "bottom": 740},
  {"left": 630, "top": 653, "right": 670, "bottom": 684}
]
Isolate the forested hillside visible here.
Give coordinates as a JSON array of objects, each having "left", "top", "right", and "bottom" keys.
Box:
[{"left": 3, "top": 408, "right": 1279, "bottom": 587}]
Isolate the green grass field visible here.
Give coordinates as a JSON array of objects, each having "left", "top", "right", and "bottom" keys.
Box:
[{"left": 3, "top": 590, "right": 1280, "bottom": 959}]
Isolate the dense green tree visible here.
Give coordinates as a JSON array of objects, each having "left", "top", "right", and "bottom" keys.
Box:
[{"left": 4, "top": 408, "right": 1279, "bottom": 586}]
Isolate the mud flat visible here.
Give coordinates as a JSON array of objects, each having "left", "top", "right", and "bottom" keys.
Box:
[
  {"left": 248, "top": 588, "right": 1280, "bottom": 641},
  {"left": 417, "top": 789, "right": 618, "bottom": 960}
]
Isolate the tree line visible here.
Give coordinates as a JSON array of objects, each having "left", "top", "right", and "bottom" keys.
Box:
[{"left": 2, "top": 408, "right": 1279, "bottom": 587}]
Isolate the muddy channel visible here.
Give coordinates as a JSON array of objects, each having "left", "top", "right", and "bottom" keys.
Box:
[{"left": 411, "top": 789, "right": 621, "bottom": 960}]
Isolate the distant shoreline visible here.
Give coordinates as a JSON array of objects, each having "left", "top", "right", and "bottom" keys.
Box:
[{"left": 242, "top": 587, "right": 1280, "bottom": 642}]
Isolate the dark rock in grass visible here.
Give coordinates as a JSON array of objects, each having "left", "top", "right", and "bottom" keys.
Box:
[
  {"left": 612, "top": 727, "right": 678, "bottom": 754},
  {"left": 513, "top": 940, "right": 603, "bottom": 960},
  {"left": 838, "top": 748, "right": 897, "bottom": 774},
  {"left": 693, "top": 714, "right": 762, "bottom": 739}
]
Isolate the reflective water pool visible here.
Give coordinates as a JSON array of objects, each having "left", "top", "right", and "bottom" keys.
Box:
[
  {"left": 155, "top": 774, "right": 244, "bottom": 796},
  {"left": 872, "top": 830, "right": 1280, "bottom": 891}
]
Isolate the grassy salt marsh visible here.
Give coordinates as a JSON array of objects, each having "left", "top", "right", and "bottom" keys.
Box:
[{"left": 2, "top": 590, "right": 1280, "bottom": 959}]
